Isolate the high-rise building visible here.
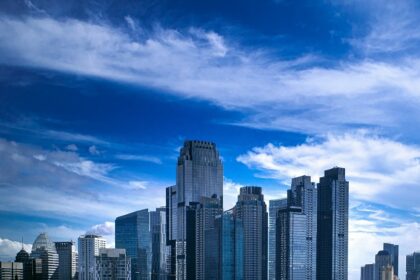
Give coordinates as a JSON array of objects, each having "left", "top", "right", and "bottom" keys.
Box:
[
  {"left": 174, "top": 140, "right": 223, "bottom": 280},
  {"left": 0, "top": 262, "right": 23, "bottom": 280},
  {"left": 235, "top": 186, "right": 268, "bottom": 280},
  {"left": 276, "top": 206, "right": 307, "bottom": 280},
  {"left": 361, "top": 264, "right": 375, "bottom": 280},
  {"left": 383, "top": 243, "right": 399, "bottom": 277},
  {"left": 95, "top": 248, "right": 131, "bottom": 280},
  {"left": 165, "top": 186, "right": 177, "bottom": 280},
  {"left": 406, "top": 252, "right": 420, "bottom": 280},
  {"left": 316, "top": 167, "right": 349, "bottom": 280},
  {"left": 216, "top": 209, "right": 244, "bottom": 280},
  {"left": 375, "top": 250, "right": 392, "bottom": 280},
  {"left": 16, "top": 247, "right": 43, "bottom": 280},
  {"left": 55, "top": 241, "right": 78, "bottom": 280},
  {"left": 30, "top": 233, "right": 59, "bottom": 280},
  {"left": 381, "top": 265, "right": 394, "bottom": 280},
  {"left": 115, "top": 209, "right": 151, "bottom": 280},
  {"left": 268, "top": 198, "right": 287, "bottom": 280},
  {"left": 150, "top": 207, "right": 168, "bottom": 280},
  {"left": 78, "top": 234, "right": 106, "bottom": 280}
]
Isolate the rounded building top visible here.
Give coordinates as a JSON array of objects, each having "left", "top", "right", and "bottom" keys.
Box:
[
  {"left": 377, "top": 250, "right": 390, "bottom": 256},
  {"left": 32, "top": 233, "right": 56, "bottom": 253},
  {"left": 15, "top": 249, "right": 29, "bottom": 262}
]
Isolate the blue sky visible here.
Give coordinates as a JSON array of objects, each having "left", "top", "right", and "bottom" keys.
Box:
[{"left": 1, "top": 0, "right": 420, "bottom": 278}]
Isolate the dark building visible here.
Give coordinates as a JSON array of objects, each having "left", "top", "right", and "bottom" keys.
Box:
[
  {"left": 0, "top": 262, "right": 23, "bottom": 280},
  {"left": 316, "top": 167, "right": 349, "bottom": 280},
  {"left": 383, "top": 243, "right": 398, "bottom": 277},
  {"left": 16, "top": 248, "right": 42, "bottom": 280},
  {"left": 165, "top": 186, "right": 177, "bottom": 280},
  {"left": 268, "top": 198, "right": 287, "bottom": 280},
  {"left": 406, "top": 252, "right": 420, "bottom": 280},
  {"left": 150, "top": 207, "right": 168, "bottom": 280},
  {"left": 361, "top": 264, "right": 375, "bottom": 280},
  {"left": 235, "top": 186, "right": 268, "bottom": 280},
  {"left": 375, "top": 250, "right": 391, "bottom": 280},
  {"left": 54, "top": 242, "right": 77, "bottom": 280},
  {"left": 115, "top": 209, "right": 151, "bottom": 280}
]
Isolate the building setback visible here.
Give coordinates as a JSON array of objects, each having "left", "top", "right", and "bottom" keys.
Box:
[
  {"left": 78, "top": 235, "right": 106, "bottom": 280},
  {"left": 316, "top": 167, "right": 349, "bottom": 280}
]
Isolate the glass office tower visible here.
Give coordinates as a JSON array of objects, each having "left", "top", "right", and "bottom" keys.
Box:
[
  {"left": 316, "top": 167, "right": 349, "bottom": 280},
  {"left": 115, "top": 209, "right": 151, "bottom": 280},
  {"left": 361, "top": 264, "right": 375, "bottom": 280},
  {"left": 268, "top": 198, "right": 287, "bottom": 280},
  {"left": 383, "top": 243, "right": 399, "bottom": 277},
  {"left": 55, "top": 241, "right": 78, "bottom": 280},
  {"left": 174, "top": 140, "right": 223, "bottom": 280},
  {"left": 406, "top": 252, "right": 420, "bottom": 280},
  {"left": 150, "top": 207, "right": 168, "bottom": 280}
]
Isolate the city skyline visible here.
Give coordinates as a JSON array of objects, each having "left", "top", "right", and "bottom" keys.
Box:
[{"left": 1, "top": 0, "right": 420, "bottom": 279}]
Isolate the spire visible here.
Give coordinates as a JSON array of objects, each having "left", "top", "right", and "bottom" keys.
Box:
[{"left": 21, "top": 237, "right": 24, "bottom": 250}]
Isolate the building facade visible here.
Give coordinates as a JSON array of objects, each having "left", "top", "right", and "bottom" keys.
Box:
[
  {"left": 30, "top": 233, "right": 59, "bottom": 280},
  {"left": 95, "top": 249, "right": 131, "bottom": 280},
  {"left": 78, "top": 235, "right": 106, "bottom": 280},
  {"left": 268, "top": 198, "right": 287, "bottom": 280},
  {"left": 165, "top": 186, "right": 177, "bottom": 280},
  {"left": 234, "top": 186, "right": 268, "bottom": 280},
  {"left": 361, "top": 264, "right": 375, "bottom": 280},
  {"left": 381, "top": 265, "right": 394, "bottom": 280},
  {"left": 150, "top": 207, "right": 168, "bottom": 280},
  {"left": 375, "top": 250, "right": 392, "bottom": 280},
  {"left": 406, "top": 252, "right": 420, "bottom": 280},
  {"left": 174, "top": 140, "right": 223, "bottom": 280},
  {"left": 316, "top": 167, "right": 349, "bottom": 280},
  {"left": 383, "top": 243, "right": 399, "bottom": 278},
  {"left": 115, "top": 209, "right": 151, "bottom": 280},
  {"left": 0, "top": 262, "right": 23, "bottom": 280},
  {"left": 55, "top": 241, "right": 78, "bottom": 280}
]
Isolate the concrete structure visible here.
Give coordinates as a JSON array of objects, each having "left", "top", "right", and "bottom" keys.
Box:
[
  {"left": 316, "top": 167, "right": 349, "bottom": 280},
  {"left": 235, "top": 186, "right": 268, "bottom": 280},
  {"left": 30, "top": 233, "right": 59, "bottom": 280},
  {"left": 55, "top": 241, "right": 78, "bottom": 280},
  {"left": 78, "top": 235, "right": 106, "bottom": 280},
  {"left": 0, "top": 262, "right": 23, "bottom": 280},
  {"left": 95, "top": 248, "right": 131, "bottom": 280}
]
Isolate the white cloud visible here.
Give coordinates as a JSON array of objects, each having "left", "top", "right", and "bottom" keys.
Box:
[
  {"left": 87, "top": 221, "right": 115, "bottom": 236},
  {"left": 0, "top": 238, "right": 32, "bottom": 261},
  {"left": 1, "top": 16, "right": 420, "bottom": 136},
  {"left": 66, "top": 144, "right": 78, "bottom": 151},
  {"left": 115, "top": 154, "right": 162, "bottom": 164},
  {"left": 128, "top": 180, "right": 148, "bottom": 190},
  {"left": 237, "top": 131, "right": 420, "bottom": 208},
  {"left": 88, "top": 145, "right": 101, "bottom": 155}
]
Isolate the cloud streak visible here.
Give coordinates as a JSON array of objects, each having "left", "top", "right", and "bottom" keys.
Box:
[{"left": 1, "top": 16, "right": 420, "bottom": 138}]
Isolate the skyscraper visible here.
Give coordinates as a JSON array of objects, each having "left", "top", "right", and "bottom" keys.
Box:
[
  {"left": 268, "top": 198, "right": 287, "bottom": 280},
  {"left": 165, "top": 186, "right": 177, "bottom": 280},
  {"left": 174, "top": 140, "right": 223, "bottom": 279},
  {"left": 361, "top": 264, "right": 375, "bottom": 280},
  {"left": 383, "top": 243, "right": 399, "bottom": 277},
  {"left": 115, "top": 209, "right": 151, "bottom": 280},
  {"left": 406, "top": 252, "right": 420, "bottom": 280},
  {"left": 150, "top": 207, "right": 168, "bottom": 280},
  {"left": 235, "top": 186, "right": 268, "bottom": 280},
  {"left": 16, "top": 247, "right": 43, "bottom": 280},
  {"left": 316, "top": 167, "right": 349, "bottom": 280},
  {"left": 276, "top": 206, "right": 307, "bottom": 280},
  {"left": 55, "top": 241, "right": 78, "bottom": 280},
  {"left": 0, "top": 262, "right": 23, "bottom": 280},
  {"left": 380, "top": 265, "right": 394, "bottom": 280},
  {"left": 95, "top": 248, "right": 131, "bottom": 280},
  {"left": 30, "top": 233, "right": 59, "bottom": 280},
  {"left": 375, "top": 250, "right": 391, "bottom": 280},
  {"left": 78, "top": 234, "right": 106, "bottom": 280}
]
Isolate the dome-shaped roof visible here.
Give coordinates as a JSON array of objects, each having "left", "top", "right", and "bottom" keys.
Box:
[
  {"left": 15, "top": 249, "right": 29, "bottom": 262},
  {"left": 377, "top": 250, "right": 390, "bottom": 256},
  {"left": 32, "top": 233, "right": 56, "bottom": 253}
]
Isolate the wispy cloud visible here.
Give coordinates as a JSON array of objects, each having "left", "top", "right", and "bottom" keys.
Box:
[
  {"left": 0, "top": 238, "right": 32, "bottom": 261},
  {"left": 115, "top": 154, "right": 162, "bottom": 164},
  {"left": 1, "top": 16, "right": 420, "bottom": 138}
]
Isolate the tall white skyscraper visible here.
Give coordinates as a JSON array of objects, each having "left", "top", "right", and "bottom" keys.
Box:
[
  {"left": 78, "top": 235, "right": 106, "bottom": 280},
  {"left": 30, "top": 233, "right": 59, "bottom": 280}
]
